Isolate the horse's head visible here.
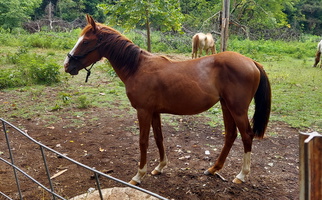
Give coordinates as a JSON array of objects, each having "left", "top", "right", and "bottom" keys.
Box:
[{"left": 64, "top": 15, "right": 102, "bottom": 75}]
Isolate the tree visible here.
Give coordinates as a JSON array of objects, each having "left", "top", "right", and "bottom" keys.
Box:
[
  {"left": 230, "top": 0, "right": 297, "bottom": 29},
  {"left": 99, "top": 0, "right": 184, "bottom": 52},
  {"left": 294, "top": 0, "right": 322, "bottom": 35},
  {"left": 56, "top": 0, "right": 86, "bottom": 22},
  {"left": 0, "top": 0, "right": 42, "bottom": 30},
  {"left": 180, "top": 0, "right": 221, "bottom": 32}
]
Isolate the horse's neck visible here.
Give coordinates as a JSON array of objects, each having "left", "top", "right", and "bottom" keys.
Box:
[
  {"left": 111, "top": 67, "right": 127, "bottom": 82},
  {"left": 101, "top": 41, "right": 146, "bottom": 82}
]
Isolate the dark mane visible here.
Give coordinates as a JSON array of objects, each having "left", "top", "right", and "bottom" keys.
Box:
[{"left": 89, "top": 23, "right": 143, "bottom": 77}]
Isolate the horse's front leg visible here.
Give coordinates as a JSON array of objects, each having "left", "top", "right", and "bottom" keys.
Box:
[
  {"left": 151, "top": 113, "right": 168, "bottom": 175},
  {"left": 129, "top": 109, "right": 152, "bottom": 185}
]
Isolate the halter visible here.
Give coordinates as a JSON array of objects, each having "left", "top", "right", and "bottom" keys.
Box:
[{"left": 67, "top": 36, "right": 102, "bottom": 82}]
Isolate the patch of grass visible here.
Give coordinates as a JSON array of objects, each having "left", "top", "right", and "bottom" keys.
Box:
[
  {"left": 76, "top": 95, "right": 91, "bottom": 109},
  {"left": 262, "top": 56, "right": 322, "bottom": 131}
]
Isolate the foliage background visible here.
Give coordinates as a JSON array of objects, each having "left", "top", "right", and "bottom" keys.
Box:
[{"left": 1, "top": 0, "right": 322, "bottom": 36}]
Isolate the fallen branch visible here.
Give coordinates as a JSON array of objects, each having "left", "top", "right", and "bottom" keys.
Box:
[{"left": 50, "top": 169, "right": 68, "bottom": 179}]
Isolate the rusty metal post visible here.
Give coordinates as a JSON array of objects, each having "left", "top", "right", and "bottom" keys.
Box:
[{"left": 299, "top": 132, "right": 322, "bottom": 200}]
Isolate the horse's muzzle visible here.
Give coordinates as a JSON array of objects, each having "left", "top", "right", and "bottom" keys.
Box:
[
  {"left": 64, "top": 62, "right": 79, "bottom": 75},
  {"left": 64, "top": 56, "right": 79, "bottom": 75}
]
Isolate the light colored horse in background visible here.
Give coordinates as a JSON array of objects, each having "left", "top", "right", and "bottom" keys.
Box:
[
  {"left": 313, "top": 40, "right": 322, "bottom": 68},
  {"left": 192, "top": 33, "right": 216, "bottom": 59}
]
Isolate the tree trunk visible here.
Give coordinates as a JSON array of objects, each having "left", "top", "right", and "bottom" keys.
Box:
[{"left": 146, "top": 9, "right": 151, "bottom": 52}]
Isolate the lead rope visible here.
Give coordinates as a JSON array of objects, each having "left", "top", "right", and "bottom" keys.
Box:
[{"left": 84, "top": 62, "right": 96, "bottom": 83}]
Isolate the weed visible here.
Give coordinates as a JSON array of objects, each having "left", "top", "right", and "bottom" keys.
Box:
[
  {"left": 51, "top": 104, "right": 63, "bottom": 111},
  {"left": 76, "top": 95, "right": 91, "bottom": 109},
  {"left": 60, "top": 92, "right": 72, "bottom": 105}
]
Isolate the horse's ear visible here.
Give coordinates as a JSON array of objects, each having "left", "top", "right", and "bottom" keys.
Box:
[{"left": 86, "top": 14, "right": 97, "bottom": 32}]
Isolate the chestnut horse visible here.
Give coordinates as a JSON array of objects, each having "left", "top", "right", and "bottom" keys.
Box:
[
  {"left": 313, "top": 40, "right": 322, "bottom": 68},
  {"left": 192, "top": 32, "right": 216, "bottom": 59},
  {"left": 64, "top": 15, "right": 271, "bottom": 186}
]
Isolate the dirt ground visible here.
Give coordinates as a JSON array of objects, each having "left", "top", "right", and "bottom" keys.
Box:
[{"left": 1, "top": 109, "right": 299, "bottom": 200}]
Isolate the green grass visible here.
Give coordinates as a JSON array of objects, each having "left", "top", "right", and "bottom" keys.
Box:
[{"left": 262, "top": 56, "right": 322, "bottom": 130}]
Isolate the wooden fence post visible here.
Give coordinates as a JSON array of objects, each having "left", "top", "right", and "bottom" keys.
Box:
[
  {"left": 220, "top": 0, "right": 230, "bottom": 52},
  {"left": 299, "top": 132, "right": 322, "bottom": 200}
]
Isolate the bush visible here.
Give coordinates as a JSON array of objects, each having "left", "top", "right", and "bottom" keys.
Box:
[
  {"left": 1, "top": 48, "right": 61, "bottom": 89},
  {"left": 0, "top": 69, "right": 25, "bottom": 89}
]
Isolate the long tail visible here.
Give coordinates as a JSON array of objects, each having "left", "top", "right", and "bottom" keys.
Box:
[
  {"left": 192, "top": 35, "right": 199, "bottom": 58},
  {"left": 252, "top": 62, "right": 272, "bottom": 138}
]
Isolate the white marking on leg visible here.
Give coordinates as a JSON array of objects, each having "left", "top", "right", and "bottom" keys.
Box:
[
  {"left": 64, "top": 36, "right": 84, "bottom": 66},
  {"left": 153, "top": 155, "right": 168, "bottom": 174},
  {"left": 235, "top": 152, "right": 251, "bottom": 182},
  {"left": 131, "top": 164, "right": 147, "bottom": 184}
]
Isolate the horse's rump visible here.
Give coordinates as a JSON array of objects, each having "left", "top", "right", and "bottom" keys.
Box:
[
  {"left": 317, "top": 40, "right": 322, "bottom": 52},
  {"left": 313, "top": 40, "right": 322, "bottom": 67}
]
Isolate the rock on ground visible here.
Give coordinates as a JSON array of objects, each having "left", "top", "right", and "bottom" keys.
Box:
[{"left": 70, "top": 187, "right": 159, "bottom": 200}]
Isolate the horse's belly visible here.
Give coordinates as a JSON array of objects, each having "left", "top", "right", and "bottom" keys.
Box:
[{"left": 160, "top": 94, "right": 219, "bottom": 115}]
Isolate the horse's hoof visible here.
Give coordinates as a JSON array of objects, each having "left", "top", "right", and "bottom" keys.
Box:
[
  {"left": 151, "top": 169, "right": 161, "bottom": 176},
  {"left": 129, "top": 180, "right": 140, "bottom": 186},
  {"left": 204, "top": 169, "right": 213, "bottom": 176},
  {"left": 232, "top": 177, "right": 243, "bottom": 184}
]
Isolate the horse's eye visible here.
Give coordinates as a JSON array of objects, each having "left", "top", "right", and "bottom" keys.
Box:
[{"left": 83, "top": 40, "right": 88, "bottom": 44}]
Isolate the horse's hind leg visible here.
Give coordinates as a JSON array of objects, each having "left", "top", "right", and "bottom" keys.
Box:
[
  {"left": 205, "top": 99, "right": 254, "bottom": 183},
  {"left": 231, "top": 114, "right": 254, "bottom": 183},
  {"left": 313, "top": 51, "right": 321, "bottom": 67},
  {"left": 151, "top": 113, "right": 168, "bottom": 175},
  {"left": 212, "top": 46, "right": 216, "bottom": 54},
  {"left": 198, "top": 48, "right": 203, "bottom": 57},
  {"left": 205, "top": 101, "right": 237, "bottom": 176},
  {"left": 206, "top": 48, "right": 210, "bottom": 56}
]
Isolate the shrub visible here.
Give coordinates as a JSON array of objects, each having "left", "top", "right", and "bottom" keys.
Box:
[
  {"left": 0, "top": 69, "right": 25, "bottom": 89},
  {"left": 1, "top": 49, "right": 61, "bottom": 89},
  {"left": 76, "top": 95, "right": 91, "bottom": 109}
]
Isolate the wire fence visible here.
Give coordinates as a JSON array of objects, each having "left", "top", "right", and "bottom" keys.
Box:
[{"left": 0, "top": 118, "right": 168, "bottom": 200}]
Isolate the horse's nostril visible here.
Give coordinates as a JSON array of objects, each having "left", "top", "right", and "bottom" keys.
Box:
[{"left": 64, "top": 63, "right": 70, "bottom": 72}]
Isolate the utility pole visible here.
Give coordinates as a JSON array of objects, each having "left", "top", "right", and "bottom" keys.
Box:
[{"left": 220, "top": 0, "right": 230, "bottom": 52}]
